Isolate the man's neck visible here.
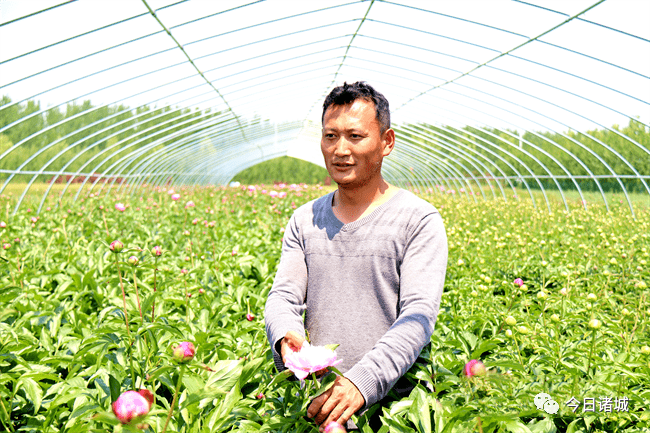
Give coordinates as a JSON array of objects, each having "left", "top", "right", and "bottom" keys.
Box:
[{"left": 332, "top": 177, "right": 399, "bottom": 223}]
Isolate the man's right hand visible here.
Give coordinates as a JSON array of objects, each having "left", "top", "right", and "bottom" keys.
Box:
[{"left": 280, "top": 330, "right": 306, "bottom": 364}]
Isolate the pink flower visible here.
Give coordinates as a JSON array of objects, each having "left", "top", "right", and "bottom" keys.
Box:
[
  {"left": 112, "top": 389, "right": 154, "bottom": 424},
  {"left": 246, "top": 313, "right": 255, "bottom": 321},
  {"left": 513, "top": 278, "right": 524, "bottom": 287},
  {"left": 180, "top": 269, "right": 189, "bottom": 275},
  {"left": 248, "top": 185, "right": 256, "bottom": 192},
  {"left": 109, "top": 240, "right": 124, "bottom": 253},
  {"left": 185, "top": 201, "right": 195, "bottom": 208},
  {"left": 115, "top": 203, "right": 126, "bottom": 212},
  {"left": 284, "top": 342, "right": 342, "bottom": 380},
  {"left": 127, "top": 256, "right": 139, "bottom": 266},
  {"left": 269, "top": 191, "right": 278, "bottom": 198},
  {"left": 2, "top": 243, "right": 10, "bottom": 250},
  {"left": 171, "top": 193, "right": 180, "bottom": 201},
  {"left": 464, "top": 360, "right": 486, "bottom": 377},
  {"left": 152, "top": 245, "right": 162, "bottom": 256},
  {"left": 0, "top": 221, "right": 6, "bottom": 228},
  {"left": 324, "top": 421, "right": 347, "bottom": 433},
  {"left": 173, "top": 342, "right": 196, "bottom": 363},
  {"left": 278, "top": 191, "right": 287, "bottom": 198}
]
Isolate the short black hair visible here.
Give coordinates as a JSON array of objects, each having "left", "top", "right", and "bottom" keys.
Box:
[{"left": 322, "top": 81, "right": 390, "bottom": 133}]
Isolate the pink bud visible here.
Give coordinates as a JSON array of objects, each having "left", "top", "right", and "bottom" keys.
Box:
[
  {"left": 255, "top": 393, "right": 265, "bottom": 399},
  {"left": 172, "top": 342, "right": 195, "bottom": 363},
  {"left": 109, "top": 240, "right": 124, "bottom": 253},
  {"left": 246, "top": 313, "right": 255, "bottom": 321},
  {"left": 112, "top": 389, "right": 153, "bottom": 425},
  {"left": 0, "top": 221, "right": 6, "bottom": 228},
  {"left": 198, "top": 288, "right": 205, "bottom": 295},
  {"left": 2, "top": 243, "right": 10, "bottom": 250},
  {"left": 127, "top": 256, "right": 139, "bottom": 266},
  {"left": 152, "top": 246, "right": 162, "bottom": 256},
  {"left": 180, "top": 269, "right": 188, "bottom": 275},
  {"left": 464, "top": 360, "right": 486, "bottom": 377},
  {"left": 324, "top": 421, "right": 347, "bottom": 433},
  {"left": 513, "top": 278, "right": 524, "bottom": 287}
]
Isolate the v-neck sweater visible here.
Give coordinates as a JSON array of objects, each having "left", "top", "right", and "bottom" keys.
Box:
[{"left": 264, "top": 188, "right": 448, "bottom": 410}]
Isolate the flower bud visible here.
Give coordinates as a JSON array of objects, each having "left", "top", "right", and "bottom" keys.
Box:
[
  {"left": 518, "top": 325, "right": 529, "bottom": 334},
  {"left": 587, "top": 293, "right": 597, "bottom": 301},
  {"left": 513, "top": 278, "right": 524, "bottom": 287},
  {"left": 537, "top": 291, "right": 548, "bottom": 301},
  {"left": 246, "top": 313, "right": 255, "bottom": 321},
  {"left": 152, "top": 245, "right": 162, "bottom": 256},
  {"left": 109, "top": 240, "right": 124, "bottom": 253},
  {"left": 505, "top": 316, "right": 517, "bottom": 326},
  {"left": 0, "top": 221, "right": 6, "bottom": 228},
  {"left": 324, "top": 422, "right": 347, "bottom": 433},
  {"left": 641, "top": 346, "right": 650, "bottom": 355},
  {"left": 112, "top": 389, "right": 153, "bottom": 425},
  {"left": 588, "top": 319, "right": 601, "bottom": 330},
  {"left": 128, "top": 256, "right": 139, "bottom": 266},
  {"left": 172, "top": 342, "right": 196, "bottom": 363},
  {"left": 559, "top": 287, "right": 568, "bottom": 296},
  {"left": 551, "top": 314, "right": 560, "bottom": 322},
  {"left": 463, "top": 359, "right": 487, "bottom": 377}
]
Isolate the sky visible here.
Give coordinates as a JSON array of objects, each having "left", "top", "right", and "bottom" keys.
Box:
[{"left": 1, "top": 0, "right": 649, "bottom": 138}]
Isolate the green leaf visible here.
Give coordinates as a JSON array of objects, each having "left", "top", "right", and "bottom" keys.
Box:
[
  {"left": 408, "top": 385, "right": 431, "bottom": 433},
  {"left": 17, "top": 377, "right": 42, "bottom": 414},
  {"left": 501, "top": 420, "right": 533, "bottom": 433},
  {"left": 529, "top": 418, "right": 557, "bottom": 433},
  {"left": 108, "top": 374, "right": 121, "bottom": 403},
  {"left": 310, "top": 372, "right": 337, "bottom": 399}
]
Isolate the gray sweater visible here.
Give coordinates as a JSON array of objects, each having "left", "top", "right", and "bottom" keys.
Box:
[{"left": 264, "top": 189, "right": 448, "bottom": 409}]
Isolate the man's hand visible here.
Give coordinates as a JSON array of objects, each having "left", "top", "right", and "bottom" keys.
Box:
[
  {"left": 307, "top": 375, "right": 365, "bottom": 431},
  {"left": 279, "top": 331, "right": 306, "bottom": 364}
]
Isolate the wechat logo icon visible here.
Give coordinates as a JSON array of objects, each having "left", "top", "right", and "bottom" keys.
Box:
[{"left": 534, "top": 393, "right": 559, "bottom": 414}]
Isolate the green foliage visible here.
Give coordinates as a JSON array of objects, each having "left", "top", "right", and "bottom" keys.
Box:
[
  {"left": 394, "top": 119, "right": 650, "bottom": 193},
  {"left": 0, "top": 185, "right": 648, "bottom": 431},
  {"left": 232, "top": 156, "right": 329, "bottom": 185}
]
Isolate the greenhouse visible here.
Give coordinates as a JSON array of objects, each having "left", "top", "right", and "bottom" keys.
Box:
[{"left": 1, "top": 1, "right": 649, "bottom": 432}]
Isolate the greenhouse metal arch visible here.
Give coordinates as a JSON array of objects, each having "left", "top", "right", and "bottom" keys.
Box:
[{"left": 1, "top": 0, "right": 648, "bottom": 216}]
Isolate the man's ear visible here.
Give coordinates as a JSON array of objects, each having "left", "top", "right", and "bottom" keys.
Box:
[{"left": 382, "top": 129, "right": 395, "bottom": 157}]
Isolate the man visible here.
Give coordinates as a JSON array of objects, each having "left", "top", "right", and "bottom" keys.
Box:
[{"left": 264, "top": 81, "right": 447, "bottom": 430}]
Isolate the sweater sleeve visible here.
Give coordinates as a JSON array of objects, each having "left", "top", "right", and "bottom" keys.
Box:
[
  {"left": 264, "top": 214, "right": 309, "bottom": 373},
  {"left": 344, "top": 211, "right": 448, "bottom": 410}
]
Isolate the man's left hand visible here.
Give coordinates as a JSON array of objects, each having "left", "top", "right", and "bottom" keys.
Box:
[{"left": 307, "top": 375, "right": 365, "bottom": 431}]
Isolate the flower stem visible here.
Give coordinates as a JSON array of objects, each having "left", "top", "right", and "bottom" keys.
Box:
[
  {"left": 152, "top": 257, "right": 158, "bottom": 322},
  {"left": 162, "top": 364, "right": 185, "bottom": 433},
  {"left": 132, "top": 269, "right": 143, "bottom": 325},
  {"left": 586, "top": 329, "right": 597, "bottom": 376},
  {"left": 115, "top": 255, "right": 130, "bottom": 338}
]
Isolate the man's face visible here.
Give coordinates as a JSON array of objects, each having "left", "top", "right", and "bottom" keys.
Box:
[{"left": 321, "top": 99, "right": 394, "bottom": 188}]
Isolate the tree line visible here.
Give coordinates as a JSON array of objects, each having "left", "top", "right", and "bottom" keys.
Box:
[{"left": 1, "top": 96, "right": 648, "bottom": 191}]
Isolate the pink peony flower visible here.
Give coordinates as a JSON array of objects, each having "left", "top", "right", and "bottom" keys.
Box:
[
  {"left": 185, "top": 200, "right": 195, "bottom": 208},
  {"left": 2, "top": 243, "right": 10, "bottom": 250},
  {"left": 152, "top": 245, "right": 162, "bottom": 256},
  {"left": 173, "top": 341, "right": 196, "bottom": 363},
  {"left": 278, "top": 191, "right": 287, "bottom": 199},
  {"left": 464, "top": 359, "right": 486, "bottom": 377},
  {"left": 248, "top": 185, "right": 256, "bottom": 192},
  {"left": 171, "top": 193, "right": 180, "bottom": 201},
  {"left": 324, "top": 421, "right": 347, "bottom": 433},
  {"left": 269, "top": 191, "right": 278, "bottom": 198},
  {"left": 109, "top": 240, "right": 124, "bottom": 253},
  {"left": 284, "top": 342, "right": 342, "bottom": 380},
  {"left": 513, "top": 278, "right": 524, "bottom": 287},
  {"left": 112, "top": 389, "right": 154, "bottom": 425},
  {"left": 127, "top": 256, "right": 139, "bottom": 266},
  {"left": 115, "top": 203, "right": 126, "bottom": 212},
  {"left": 1, "top": 221, "right": 7, "bottom": 228}
]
